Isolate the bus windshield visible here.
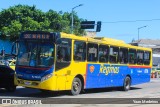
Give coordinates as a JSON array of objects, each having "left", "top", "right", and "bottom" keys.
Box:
[{"left": 17, "top": 41, "right": 54, "bottom": 67}]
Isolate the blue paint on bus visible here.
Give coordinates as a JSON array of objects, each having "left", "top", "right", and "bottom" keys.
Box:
[
  {"left": 16, "top": 66, "right": 54, "bottom": 81},
  {"left": 85, "top": 64, "right": 151, "bottom": 89}
]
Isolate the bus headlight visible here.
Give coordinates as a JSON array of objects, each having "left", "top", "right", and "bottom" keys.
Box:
[{"left": 41, "top": 73, "right": 53, "bottom": 82}]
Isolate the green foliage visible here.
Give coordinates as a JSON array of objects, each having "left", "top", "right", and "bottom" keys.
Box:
[{"left": 0, "top": 5, "right": 84, "bottom": 40}]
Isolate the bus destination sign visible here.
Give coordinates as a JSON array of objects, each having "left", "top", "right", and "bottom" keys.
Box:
[{"left": 22, "top": 34, "right": 50, "bottom": 39}]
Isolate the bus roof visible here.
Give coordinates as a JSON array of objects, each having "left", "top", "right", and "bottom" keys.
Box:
[{"left": 60, "top": 32, "right": 152, "bottom": 52}]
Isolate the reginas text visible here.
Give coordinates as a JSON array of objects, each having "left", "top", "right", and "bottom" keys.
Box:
[{"left": 99, "top": 64, "right": 120, "bottom": 75}]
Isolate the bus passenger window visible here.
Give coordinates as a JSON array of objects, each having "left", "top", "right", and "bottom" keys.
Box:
[
  {"left": 109, "top": 46, "right": 119, "bottom": 63},
  {"left": 57, "top": 39, "right": 71, "bottom": 62},
  {"left": 87, "top": 43, "right": 98, "bottom": 62},
  {"left": 144, "top": 52, "right": 150, "bottom": 65},
  {"left": 99, "top": 45, "right": 109, "bottom": 63},
  {"left": 57, "top": 47, "right": 64, "bottom": 61},
  {"left": 74, "top": 41, "right": 86, "bottom": 61},
  {"left": 119, "top": 48, "right": 128, "bottom": 64},
  {"left": 128, "top": 49, "right": 136, "bottom": 64},
  {"left": 137, "top": 51, "right": 144, "bottom": 65},
  {"left": 57, "top": 46, "right": 70, "bottom": 62}
]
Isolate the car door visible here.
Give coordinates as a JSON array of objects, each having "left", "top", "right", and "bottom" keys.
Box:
[
  {"left": 0, "top": 66, "right": 15, "bottom": 87},
  {"left": 5, "top": 68, "right": 15, "bottom": 86},
  {"left": 0, "top": 71, "right": 2, "bottom": 87},
  {"left": 0, "top": 66, "right": 6, "bottom": 87}
]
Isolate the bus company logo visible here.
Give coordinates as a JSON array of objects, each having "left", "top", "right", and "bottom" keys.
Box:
[
  {"left": 89, "top": 65, "right": 95, "bottom": 73},
  {"left": 100, "top": 64, "right": 120, "bottom": 75}
]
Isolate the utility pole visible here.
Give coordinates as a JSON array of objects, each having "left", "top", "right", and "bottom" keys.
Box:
[{"left": 71, "top": 4, "right": 83, "bottom": 34}]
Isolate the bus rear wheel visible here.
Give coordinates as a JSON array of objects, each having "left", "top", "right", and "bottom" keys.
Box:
[
  {"left": 70, "top": 77, "right": 82, "bottom": 95},
  {"left": 122, "top": 76, "right": 131, "bottom": 91}
]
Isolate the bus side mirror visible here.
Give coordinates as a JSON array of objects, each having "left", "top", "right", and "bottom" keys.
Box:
[{"left": 11, "top": 41, "right": 18, "bottom": 57}]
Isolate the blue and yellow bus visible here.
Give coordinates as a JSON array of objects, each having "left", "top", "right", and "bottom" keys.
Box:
[{"left": 14, "top": 31, "right": 152, "bottom": 95}]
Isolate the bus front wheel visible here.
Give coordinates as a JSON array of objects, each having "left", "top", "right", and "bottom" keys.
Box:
[
  {"left": 70, "top": 77, "right": 82, "bottom": 95},
  {"left": 122, "top": 76, "right": 131, "bottom": 91}
]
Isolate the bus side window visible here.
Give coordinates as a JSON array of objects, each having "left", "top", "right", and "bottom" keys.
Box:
[
  {"left": 137, "top": 51, "right": 144, "bottom": 65},
  {"left": 57, "top": 46, "right": 70, "bottom": 62},
  {"left": 87, "top": 43, "right": 98, "bottom": 62},
  {"left": 74, "top": 41, "right": 86, "bottom": 61},
  {"left": 57, "top": 47, "right": 64, "bottom": 61},
  {"left": 144, "top": 51, "right": 150, "bottom": 65},
  {"left": 109, "top": 46, "right": 119, "bottom": 63},
  {"left": 99, "top": 45, "right": 109, "bottom": 63},
  {"left": 57, "top": 39, "right": 71, "bottom": 62},
  {"left": 128, "top": 49, "right": 137, "bottom": 64},
  {"left": 119, "top": 48, "right": 128, "bottom": 64}
]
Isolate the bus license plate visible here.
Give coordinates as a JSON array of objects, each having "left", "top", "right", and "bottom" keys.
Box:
[{"left": 25, "top": 81, "right": 31, "bottom": 85}]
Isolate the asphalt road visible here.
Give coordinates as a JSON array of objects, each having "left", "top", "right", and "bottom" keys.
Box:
[
  {"left": 1, "top": 78, "right": 160, "bottom": 98},
  {"left": 0, "top": 78, "right": 160, "bottom": 107}
]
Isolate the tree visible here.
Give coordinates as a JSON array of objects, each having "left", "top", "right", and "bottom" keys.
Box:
[
  {"left": 0, "top": 5, "right": 85, "bottom": 40},
  {"left": 21, "top": 17, "right": 40, "bottom": 31},
  {"left": 8, "top": 20, "right": 22, "bottom": 40}
]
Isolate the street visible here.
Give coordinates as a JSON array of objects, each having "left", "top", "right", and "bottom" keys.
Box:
[
  {"left": 0, "top": 78, "right": 160, "bottom": 107},
  {"left": 0, "top": 78, "right": 160, "bottom": 98},
  {"left": 1, "top": 78, "right": 160, "bottom": 98}
]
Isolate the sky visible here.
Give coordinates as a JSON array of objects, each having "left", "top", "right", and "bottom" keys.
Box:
[{"left": 1, "top": 0, "right": 160, "bottom": 43}]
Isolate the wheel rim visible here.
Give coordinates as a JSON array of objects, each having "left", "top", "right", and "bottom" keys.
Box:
[{"left": 73, "top": 81, "right": 80, "bottom": 92}]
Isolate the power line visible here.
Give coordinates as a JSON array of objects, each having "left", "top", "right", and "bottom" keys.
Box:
[{"left": 102, "top": 18, "right": 160, "bottom": 23}]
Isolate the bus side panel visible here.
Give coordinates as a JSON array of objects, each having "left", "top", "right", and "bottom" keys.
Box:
[
  {"left": 56, "top": 62, "right": 87, "bottom": 91},
  {"left": 86, "top": 64, "right": 123, "bottom": 88},
  {"left": 130, "top": 68, "right": 142, "bottom": 85},
  {"left": 86, "top": 64, "right": 124, "bottom": 89},
  {"left": 85, "top": 64, "right": 151, "bottom": 89},
  {"left": 111, "top": 65, "right": 128, "bottom": 87},
  {"left": 142, "top": 68, "right": 151, "bottom": 83},
  {"left": 130, "top": 67, "right": 151, "bottom": 85},
  {"left": 65, "top": 62, "right": 87, "bottom": 90},
  {"left": 86, "top": 64, "right": 100, "bottom": 88},
  {"left": 56, "top": 75, "right": 66, "bottom": 90},
  {"left": 65, "top": 75, "right": 75, "bottom": 90},
  {"left": 55, "top": 69, "right": 67, "bottom": 90}
]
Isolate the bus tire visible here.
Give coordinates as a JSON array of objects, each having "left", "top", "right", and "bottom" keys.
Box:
[
  {"left": 122, "top": 76, "right": 131, "bottom": 91},
  {"left": 70, "top": 77, "right": 82, "bottom": 95}
]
